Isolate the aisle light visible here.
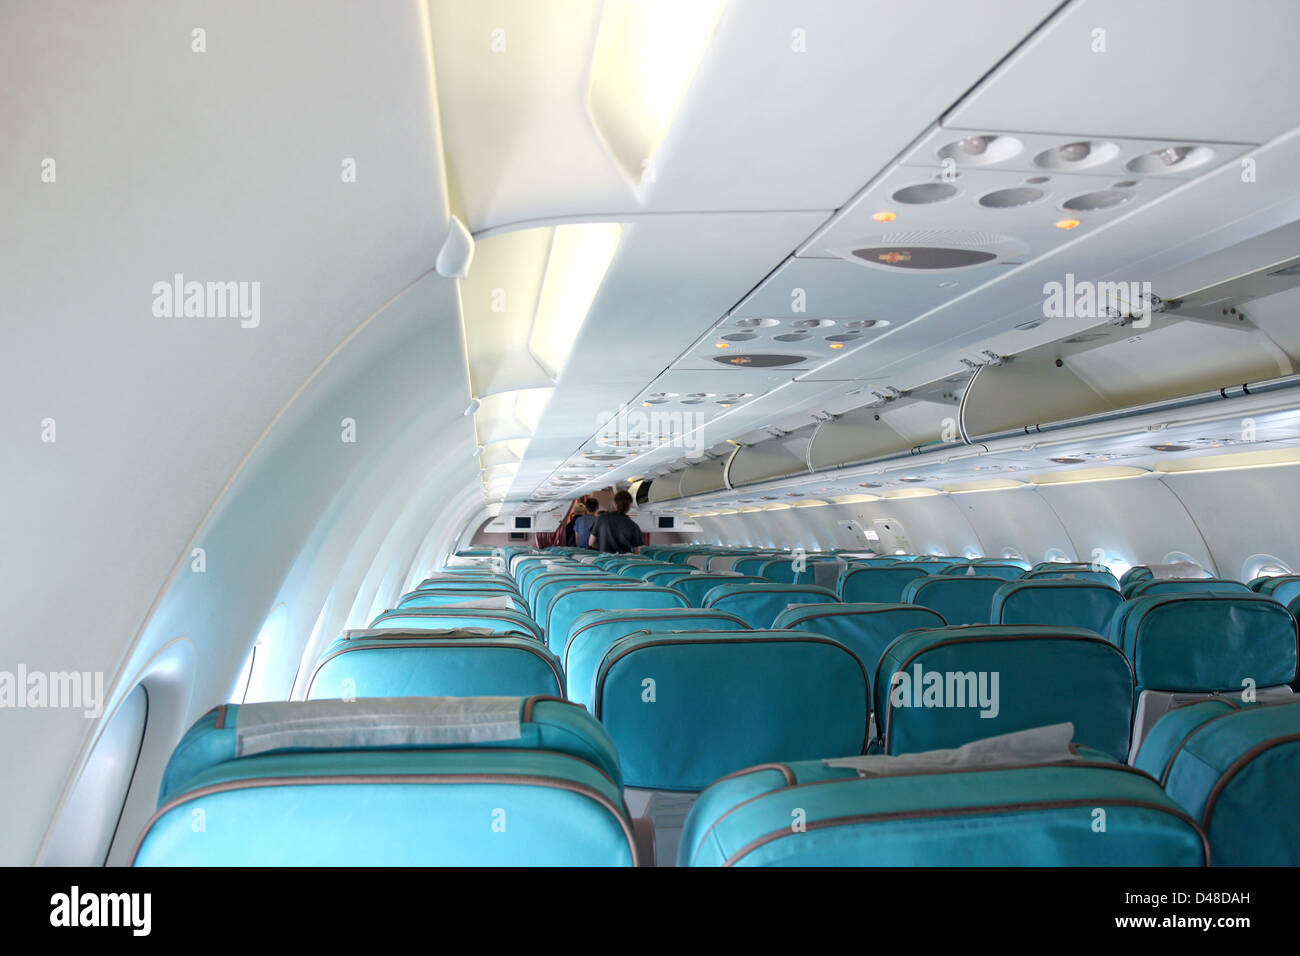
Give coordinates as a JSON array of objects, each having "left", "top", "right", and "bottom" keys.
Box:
[
  {"left": 528, "top": 224, "right": 623, "bottom": 381},
  {"left": 587, "top": 0, "right": 727, "bottom": 186}
]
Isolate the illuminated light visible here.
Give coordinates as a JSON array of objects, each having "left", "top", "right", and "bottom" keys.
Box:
[
  {"left": 944, "top": 479, "right": 1027, "bottom": 494},
  {"left": 872, "top": 211, "right": 898, "bottom": 223},
  {"left": 1028, "top": 466, "right": 1148, "bottom": 485},
  {"left": 829, "top": 342, "right": 845, "bottom": 349},
  {"left": 1055, "top": 218, "right": 1081, "bottom": 230},
  {"left": 715, "top": 341, "right": 730, "bottom": 348},
  {"left": 587, "top": 0, "right": 727, "bottom": 186},
  {"left": 879, "top": 488, "right": 943, "bottom": 499},
  {"left": 528, "top": 223, "right": 623, "bottom": 381},
  {"left": 1154, "top": 447, "right": 1300, "bottom": 474},
  {"left": 829, "top": 493, "right": 879, "bottom": 504}
]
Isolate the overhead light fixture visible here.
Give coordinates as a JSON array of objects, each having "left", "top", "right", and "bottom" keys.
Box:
[
  {"left": 872, "top": 211, "right": 898, "bottom": 222},
  {"left": 1055, "top": 219, "right": 1081, "bottom": 230},
  {"left": 586, "top": 0, "right": 727, "bottom": 187},
  {"left": 527, "top": 223, "right": 623, "bottom": 383}
]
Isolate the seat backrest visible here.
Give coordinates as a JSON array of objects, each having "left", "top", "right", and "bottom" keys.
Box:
[
  {"left": 1110, "top": 593, "right": 1298, "bottom": 694},
  {"left": 1022, "top": 567, "right": 1120, "bottom": 587},
  {"left": 756, "top": 557, "right": 817, "bottom": 585},
  {"left": 903, "top": 559, "right": 960, "bottom": 574},
  {"left": 530, "top": 572, "right": 621, "bottom": 618},
  {"left": 901, "top": 575, "right": 1006, "bottom": 626},
  {"left": 1134, "top": 698, "right": 1300, "bottom": 865},
  {"left": 681, "top": 745, "right": 1206, "bottom": 867},
  {"left": 307, "top": 630, "right": 563, "bottom": 699},
  {"left": 592, "top": 630, "right": 870, "bottom": 790},
  {"left": 836, "top": 566, "right": 929, "bottom": 603},
  {"left": 564, "top": 608, "right": 751, "bottom": 708},
  {"left": 874, "top": 624, "right": 1135, "bottom": 760},
  {"left": 770, "top": 603, "right": 946, "bottom": 676},
  {"left": 544, "top": 584, "right": 688, "bottom": 651},
  {"left": 671, "top": 573, "right": 766, "bottom": 607},
  {"left": 702, "top": 583, "right": 840, "bottom": 628},
  {"left": 642, "top": 568, "right": 697, "bottom": 588},
  {"left": 1124, "top": 578, "right": 1251, "bottom": 599},
  {"left": 990, "top": 579, "right": 1124, "bottom": 634},
  {"left": 938, "top": 562, "right": 1024, "bottom": 580},
  {"left": 368, "top": 608, "right": 543, "bottom": 641},
  {"left": 133, "top": 697, "right": 638, "bottom": 866},
  {"left": 396, "top": 590, "right": 529, "bottom": 614},
  {"left": 1248, "top": 574, "right": 1300, "bottom": 605},
  {"left": 731, "top": 556, "right": 772, "bottom": 575}
]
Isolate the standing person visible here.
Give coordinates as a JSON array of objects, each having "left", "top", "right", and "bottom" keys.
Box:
[
  {"left": 590, "top": 489, "right": 644, "bottom": 553},
  {"left": 573, "top": 498, "right": 600, "bottom": 550}
]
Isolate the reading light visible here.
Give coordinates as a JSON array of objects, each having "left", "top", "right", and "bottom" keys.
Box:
[
  {"left": 1055, "top": 219, "right": 1081, "bottom": 230},
  {"left": 587, "top": 0, "right": 727, "bottom": 187},
  {"left": 528, "top": 223, "right": 623, "bottom": 381},
  {"left": 872, "top": 211, "right": 898, "bottom": 222}
]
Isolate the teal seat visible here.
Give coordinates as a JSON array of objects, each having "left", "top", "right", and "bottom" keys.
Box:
[
  {"left": 397, "top": 589, "right": 529, "bottom": 614},
  {"left": 837, "top": 566, "right": 929, "bottom": 603},
  {"left": 307, "top": 629, "right": 563, "bottom": 699},
  {"left": 671, "top": 573, "right": 767, "bottom": 607},
  {"left": 875, "top": 625, "right": 1135, "bottom": 760},
  {"left": 756, "top": 558, "right": 816, "bottom": 585},
  {"left": 771, "top": 603, "right": 945, "bottom": 676},
  {"left": 901, "top": 575, "right": 1005, "bottom": 626},
  {"left": 1023, "top": 568, "right": 1120, "bottom": 587},
  {"left": 1135, "top": 699, "right": 1300, "bottom": 865},
  {"left": 938, "top": 562, "right": 1024, "bottom": 579},
  {"left": 1248, "top": 574, "right": 1300, "bottom": 605},
  {"left": 1108, "top": 593, "right": 1298, "bottom": 695},
  {"left": 564, "top": 608, "right": 751, "bottom": 708},
  {"left": 543, "top": 584, "right": 688, "bottom": 652},
  {"left": 591, "top": 630, "right": 870, "bottom": 791},
  {"left": 1124, "top": 578, "right": 1251, "bottom": 599},
  {"left": 904, "top": 559, "right": 962, "bottom": 574},
  {"left": 368, "top": 607, "right": 542, "bottom": 641},
  {"left": 702, "top": 583, "right": 840, "bottom": 628},
  {"left": 133, "top": 697, "right": 639, "bottom": 866},
  {"left": 990, "top": 579, "right": 1123, "bottom": 634},
  {"left": 681, "top": 741, "right": 1207, "bottom": 867},
  {"left": 530, "top": 572, "right": 623, "bottom": 619}
]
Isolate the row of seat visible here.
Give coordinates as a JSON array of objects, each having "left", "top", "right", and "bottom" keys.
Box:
[{"left": 132, "top": 546, "right": 1300, "bottom": 865}]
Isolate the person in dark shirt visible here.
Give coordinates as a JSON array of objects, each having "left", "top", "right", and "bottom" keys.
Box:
[
  {"left": 573, "top": 498, "right": 600, "bottom": 550},
  {"left": 591, "top": 490, "right": 644, "bottom": 553}
]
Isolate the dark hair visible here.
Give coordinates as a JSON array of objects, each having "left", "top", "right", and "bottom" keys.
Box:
[
  {"left": 614, "top": 490, "right": 634, "bottom": 514},
  {"left": 585, "top": 497, "right": 599, "bottom": 512}
]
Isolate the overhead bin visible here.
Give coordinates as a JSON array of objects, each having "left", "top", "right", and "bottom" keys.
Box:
[
  {"left": 723, "top": 430, "right": 814, "bottom": 488},
  {"left": 807, "top": 407, "right": 914, "bottom": 471},
  {"left": 646, "top": 472, "right": 682, "bottom": 503},
  {"left": 677, "top": 458, "right": 728, "bottom": 496}
]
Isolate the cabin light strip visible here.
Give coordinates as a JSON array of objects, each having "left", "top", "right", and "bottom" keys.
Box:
[{"left": 586, "top": 0, "right": 726, "bottom": 186}]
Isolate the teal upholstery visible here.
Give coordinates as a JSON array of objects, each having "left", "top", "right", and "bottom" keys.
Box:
[
  {"left": 771, "top": 603, "right": 945, "bottom": 676},
  {"left": 837, "top": 566, "right": 929, "bottom": 604},
  {"left": 397, "top": 590, "right": 529, "bottom": 614},
  {"left": 592, "top": 630, "right": 869, "bottom": 790},
  {"left": 681, "top": 749, "right": 1206, "bottom": 866},
  {"left": 369, "top": 607, "right": 542, "bottom": 641},
  {"left": 671, "top": 574, "right": 767, "bottom": 607},
  {"left": 307, "top": 631, "right": 563, "bottom": 699},
  {"left": 702, "top": 583, "right": 840, "bottom": 628},
  {"left": 1124, "top": 578, "right": 1251, "bottom": 599},
  {"left": 901, "top": 575, "right": 1006, "bottom": 626},
  {"left": 875, "top": 625, "right": 1135, "bottom": 760},
  {"left": 1023, "top": 568, "right": 1120, "bottom": 588},
  {"left": 1108, "top": 593, "right": 1298, "bottom": 694},
  {"left": 134, "top": 697, "right": 638, "bottom": 866},
  {"left": 563, "top": 607, "right": 750, "bottom": 706},
  {"left": 1135, "top": 699, "right": 1300, "bottom": 865},
  {"left": 543, "top": 584, "right": 687, "bottom": 651},
  {"left": 991, "top": 579, "right": 1124, "bottom": 634}
]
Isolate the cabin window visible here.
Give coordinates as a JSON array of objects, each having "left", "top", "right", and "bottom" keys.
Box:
[
  {"left": 232, "top": 603, "right": 288, "bottom": 704},
  {"left": 40, "top": 684, "right": 148, "bottom": 865},
  {"left": 1001, "top": 548, "right": 1023, "bottom": 560},
  {"left": 1043, "top": 548, "right": 1070, "bottom": 563},
  {"left": 1242, "top": 554, "right": 1292, "bottom": 580}
]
